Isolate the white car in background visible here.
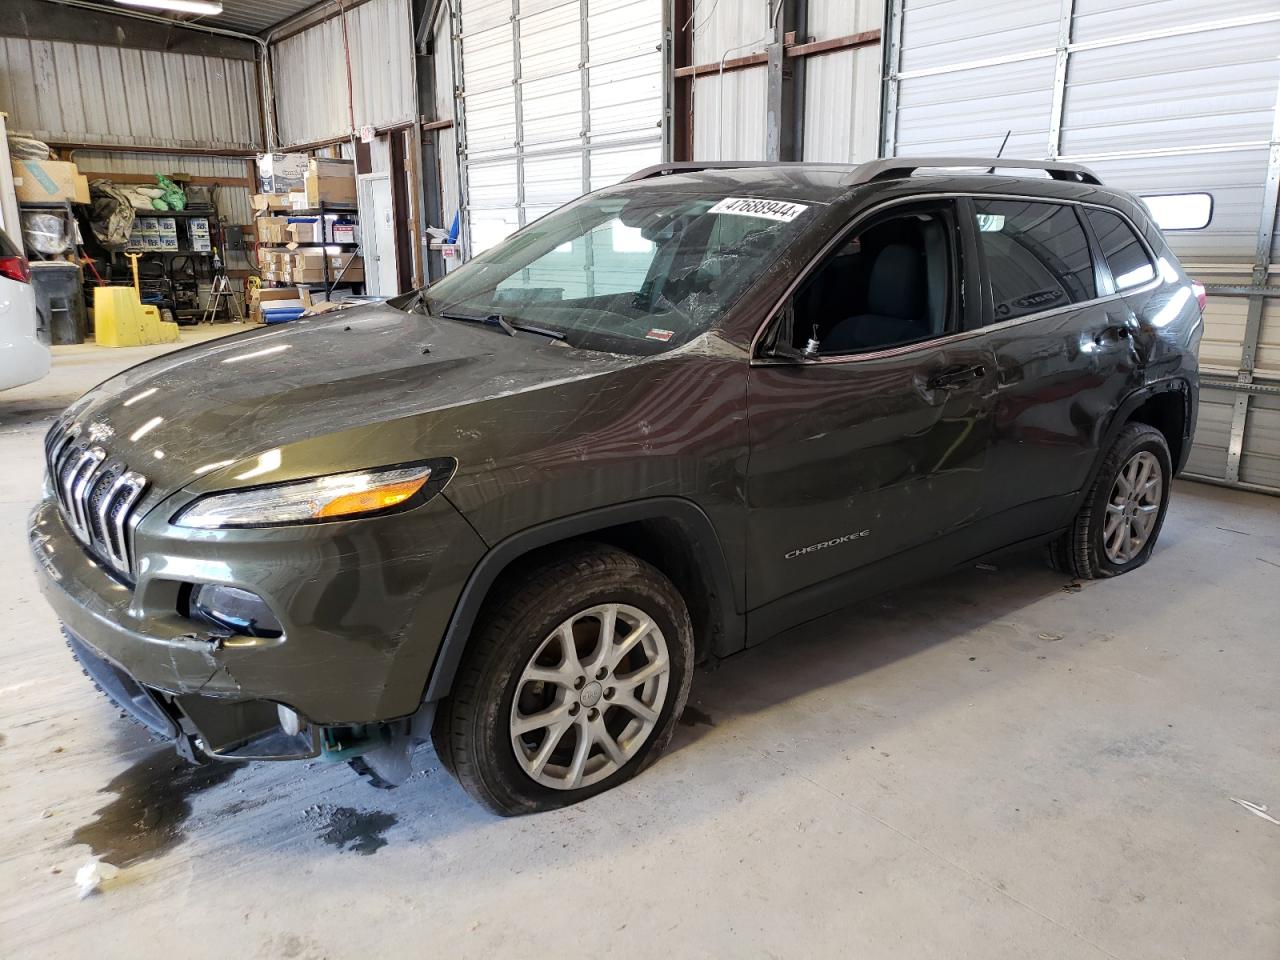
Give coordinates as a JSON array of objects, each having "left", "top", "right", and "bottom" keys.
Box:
[{"left": 0, "top": 230, "right": 50, "bottom": 390}]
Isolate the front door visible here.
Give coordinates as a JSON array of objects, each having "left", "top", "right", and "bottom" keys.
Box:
[{"left": 745, "top": 201, "right": 995, "bottom": 621}]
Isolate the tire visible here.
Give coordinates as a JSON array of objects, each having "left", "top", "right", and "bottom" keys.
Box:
[
  {"left": 1047, "top": 422, "right": 1172, "bottom": 580},
  {"left": 433, "top": 543, "right": 693, "bottom": 816}
]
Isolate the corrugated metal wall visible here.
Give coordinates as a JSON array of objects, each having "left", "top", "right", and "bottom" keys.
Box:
[
  {"left": 689, "top": 0, "right": 882, "bottom": 163},
  {"left": 691, "top": 2, "right": 771, "bottom": 161},
  {"left": 270, "top": 0, "right": 417, "bottom": 147},
  {"left": 0, "top": 35, "right": 261, "bottom": 150},
  {"left": 802, "top": 0, "right": 881, "bottom": 162},
  {"left": 884, "top": 0, "right": 1280, "bottom": 493},
  {"left": 455, "top": 0, "right": 664, "bottom": 254}
]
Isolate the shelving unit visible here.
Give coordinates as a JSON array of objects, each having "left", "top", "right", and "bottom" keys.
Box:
[
  {"left": 253, "top": 199, "right": 363, "bottom": 295},
  {"left": 121, "top": 211, "right": 222, "bottom": 322}
]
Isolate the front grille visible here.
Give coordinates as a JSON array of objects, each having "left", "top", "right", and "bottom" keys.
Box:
[{"left": 45, "top": 424, "right": 149, "bottom": 579}]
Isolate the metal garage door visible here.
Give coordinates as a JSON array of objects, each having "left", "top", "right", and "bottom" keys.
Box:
[
  {"left": 452, "top": 0, "right": 664, "bottom": 254},
  {"left": 881, "top": 1, "right": 1280, "bottom": 493}
]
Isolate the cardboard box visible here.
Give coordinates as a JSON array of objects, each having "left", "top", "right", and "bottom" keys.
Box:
[
  {"left": 327, "top": 254, "right": 364, "bottom": 280},
  {"left": 12, "top": 159, "right": 90, "bottom": 204},
  {"left": 292, "top": 252, "right": 326, "bottom": 271},
  {"left": 305, "top": 176, "right": 357, "bottom": 205},
  {"left": 331, "top": 220, "right": 358, "bottom": 244},
  {"left": 293, "top": 269, "right": 327, "bottom": 283},
  {"left": 254, "top": 216, "right": 289, "bottom": 245},
  {"left": 256, "top": 153, "right": 309, "bottom": 194},
  {"left": 287, "top": 220, "right": 321, "bottom": 244},
  {"left": 310, "top": 158, "right": 353, "bottom": 179},
  {"left": 251, "top": 193, "right": 291, "bottom": 212},
  {"left": 135, "top": 217, "right": 158, "bottom": 235},
  {"left": 252, "top": 286, "right": 312, "bottom": 323},
  {"left": 302, "top": 159, "right": 356, "bottom": 205}
]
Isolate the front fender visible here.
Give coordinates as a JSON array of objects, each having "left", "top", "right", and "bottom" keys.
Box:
[{"left": 420, "top": 497, "right": 743, "bottom": 702}]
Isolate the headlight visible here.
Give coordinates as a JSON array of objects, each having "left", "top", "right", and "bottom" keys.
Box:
[{"left": 173, "top": 463, "right": 438, "bottom": 529}]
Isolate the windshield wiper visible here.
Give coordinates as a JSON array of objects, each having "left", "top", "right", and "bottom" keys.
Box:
[
  {"left": 439, "top": 311, "right": 516, "bottom": 336},
  {"left": 437, "top": 310, "right": 566, "bottom": 341}
]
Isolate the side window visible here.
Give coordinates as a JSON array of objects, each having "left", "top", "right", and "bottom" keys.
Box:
[
  {"left": 792, "top": 209, "right": 955, "bottom": 355},
  {"left": 972, "top": 200, "right": 1095, "bottom": 323},
  {"left": 1084, "top": 207, "right": 1156, "bottom": 290}
]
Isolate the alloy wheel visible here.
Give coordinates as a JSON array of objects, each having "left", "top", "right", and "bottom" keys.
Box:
[
  {"left": 509, "top": 603, "right": 670, "bottom": 790},
  {"left": 1104, "top": 450, "right": 1163, "bottom": 564}
]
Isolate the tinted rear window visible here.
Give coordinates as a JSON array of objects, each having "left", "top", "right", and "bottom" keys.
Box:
[
  {"left": 1084, "top": 208, "right": 1156, "bottom": 290},
  {"left": 973, "top": 199, "right": 1095, "bottom": 322}
]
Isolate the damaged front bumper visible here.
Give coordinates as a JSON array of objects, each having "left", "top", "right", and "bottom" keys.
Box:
[
  {"left": 29, "top": 494, "right": 485, "bottom": 761},
  {"left": 62, "top": 627, "right": 320, "bottom": 760}
]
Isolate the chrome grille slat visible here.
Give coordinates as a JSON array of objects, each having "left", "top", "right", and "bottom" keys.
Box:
[
  {"left": 99, "top": 472, "right": 148, "bottom": 572},
  {"left": 44, "top": 427, "right": 148, "bottom": 580},
  {"left": 49, "top": 429, "right": 79, "bottom": 513},
  {"left": 66, "top": 447, "right": 106, "bottom": 538}
]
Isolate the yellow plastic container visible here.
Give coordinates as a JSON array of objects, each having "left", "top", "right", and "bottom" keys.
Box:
[{"left": 93, "top": 287, "right": 179, "bottom": 347}]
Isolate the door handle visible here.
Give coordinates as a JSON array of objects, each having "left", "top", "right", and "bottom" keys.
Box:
[{"left": 927, "top": 364, "right": 986, "bottom": 390}]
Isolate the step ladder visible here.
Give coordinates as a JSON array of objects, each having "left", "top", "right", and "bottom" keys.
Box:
[{"left": 201, "top": 273, "right": 243, "bottom": 324}]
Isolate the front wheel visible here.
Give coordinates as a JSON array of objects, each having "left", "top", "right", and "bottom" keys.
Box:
[
  {"left": 433, "top": 544, "right": 693, "bottom": 815},
  {"left": 1047, "top": 422, "right": 1172, "bottom": 579}
]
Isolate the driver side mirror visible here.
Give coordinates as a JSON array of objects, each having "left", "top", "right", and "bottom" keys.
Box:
[{"left": 760, "top": 300, "right": 814, "bottom": 363}]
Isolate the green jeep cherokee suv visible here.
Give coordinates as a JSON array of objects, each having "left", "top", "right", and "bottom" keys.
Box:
[{"left": 30, "top": 158, "right": 1202, "bottom": 814}]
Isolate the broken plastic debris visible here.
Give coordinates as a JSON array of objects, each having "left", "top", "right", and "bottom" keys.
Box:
[
  {"left": 74, "top": 858, "right": 119, "bottom": 899},
  {"left": 1229, "top": 797, "right": 1280, "bottom": 826},
  {"left": 1039, "top": 632, "right": 1063, "bottom": 642}
]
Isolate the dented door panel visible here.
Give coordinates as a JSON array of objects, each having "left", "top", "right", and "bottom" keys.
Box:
[{"left": 744, "top": 337, "right": 996, "bottom": 608}]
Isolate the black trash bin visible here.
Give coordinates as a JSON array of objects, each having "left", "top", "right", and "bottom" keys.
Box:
[{"left": 30, "top": 261, "right": 87, "bottom": 345}]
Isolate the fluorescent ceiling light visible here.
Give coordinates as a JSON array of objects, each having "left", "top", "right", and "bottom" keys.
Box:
[{"left": 116, "top": 0, "right": 224, "bottom": 15}]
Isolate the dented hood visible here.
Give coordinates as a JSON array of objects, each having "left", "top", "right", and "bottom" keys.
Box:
[{"left": 55, "top": 303, "right": 632, "bottom": 490}]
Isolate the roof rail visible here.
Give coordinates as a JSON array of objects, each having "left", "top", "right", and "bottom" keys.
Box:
[
  {"left": 847, "top": 157, "right": 1103, "bottom": 186},
  {"left": 624, "top": 161, "right": 837, "bottom": 182}
]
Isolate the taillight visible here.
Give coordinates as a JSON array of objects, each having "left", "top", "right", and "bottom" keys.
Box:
[
  {"left": 1191, "top": 280, "right": 1207, "bottom": 312},
  {"left": 0, "top": 255, "right": 31, "bottom": 284}
]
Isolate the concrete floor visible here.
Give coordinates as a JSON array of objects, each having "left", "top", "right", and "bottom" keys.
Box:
[{"left": 1, "top": 331, "right": 1277, "bottom": 959}]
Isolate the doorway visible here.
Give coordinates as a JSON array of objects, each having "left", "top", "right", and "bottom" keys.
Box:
[{"left": 358, "top": 173, "right": 399, "bottom": 296}]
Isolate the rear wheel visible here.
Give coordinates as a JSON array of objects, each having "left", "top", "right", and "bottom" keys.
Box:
[
  {"left": 433, "top": 544, "right": 692, "bottom": 815},
  {"left": 1047, "top": 422, "right": 1172, "bottom": 579}
]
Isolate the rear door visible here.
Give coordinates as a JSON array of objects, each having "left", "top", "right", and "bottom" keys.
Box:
[
  {"left": 744, "top": 199, "right": 996, "bottom": 614},
  {"left": 970, "top": 198, "right": 1147, "bottom": 526}
]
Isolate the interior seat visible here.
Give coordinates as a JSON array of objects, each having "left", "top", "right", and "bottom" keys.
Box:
[{"left": 822, "top": 243, "right": 926, "bottom": 352}]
